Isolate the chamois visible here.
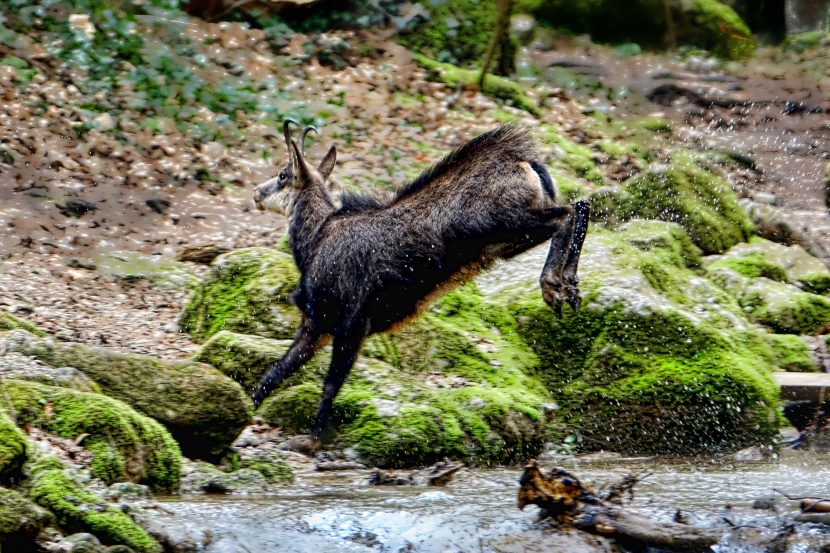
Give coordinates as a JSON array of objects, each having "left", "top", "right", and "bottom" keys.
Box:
[{"left": 252, "top": 120, "right": 590, "bottom": 452}]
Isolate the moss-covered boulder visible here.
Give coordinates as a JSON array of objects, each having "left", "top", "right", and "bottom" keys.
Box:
[
  {"left": 180, "top": 248, "right": 301, "bottom": 343},
  {"left": 0, "top": 487, "right": 54, "bottom": 551},
  {"left": 0, "top": 412, "right": 27, "bottom": 483},
  {"left": 1, "top": 380, "right": 180, "bottom": 491},
  {"left": 517, "top": 0, "right": 754, "bottom": 59},
  {"left": 192, "top": 331, "right": 328, "bottom": 395},
  {"left": 27, "top": 457, "right": 162, "bottom": 553},
  {"left": 706, "top": 239, "right": 830, "bottom": 335},
  {"left": 491, "top": 220, "right": 781, "bottom": 454},
  {"left": 597, "top": 153, "right": 754, "bottom": 254},
  {"left": 0, "top": 331, "right": 252, "bottom": 460}
]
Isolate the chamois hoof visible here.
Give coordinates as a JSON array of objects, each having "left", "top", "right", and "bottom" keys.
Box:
[
  {"left": 567, "top": 290, "right": 582, "bottom": 314},
  {"left": 279, "top": 435, "right": 320, "bottom": 456},
  {"left": 541, "top": 278, "right": 567, "bottom": 318}
]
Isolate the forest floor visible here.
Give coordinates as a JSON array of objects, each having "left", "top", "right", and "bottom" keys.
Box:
[{"left": 1, "top": 20, "right": 829, "bottom": 360}]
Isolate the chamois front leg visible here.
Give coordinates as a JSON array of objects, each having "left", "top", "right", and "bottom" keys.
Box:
[
  {"left": 562, "top": 200, "right": 591, "bottom": 313},
  {"left": 252, "top": 320, "right": 322, "bottom": 408},
  {"left": 538, "top": 206, "right": 577, "bottom": 318},
  {"left": 281, "top": 326, "right": 365, "bottom": 454}
]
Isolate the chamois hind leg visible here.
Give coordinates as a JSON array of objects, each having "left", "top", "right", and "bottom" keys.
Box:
[
  {"left": 562, "top": 200, "right": 591, "bottom": 313},
  {"left": 281, "top": 326, "right": 365, "bottom": 454},
  {"left": 252, "top": 320, "right": 323, "bottom": 408},
  {"left": 538, "top": 206, "right": 577, "bottom": 318}
]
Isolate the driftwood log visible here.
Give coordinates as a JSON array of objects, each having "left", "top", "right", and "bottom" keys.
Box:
[{"left": 518, "top": 461, "right": 722, "bottom": 553}]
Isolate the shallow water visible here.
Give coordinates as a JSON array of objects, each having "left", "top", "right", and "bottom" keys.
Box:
[{"left": 157, "top": 450, "right": 830, "bottom": 552}]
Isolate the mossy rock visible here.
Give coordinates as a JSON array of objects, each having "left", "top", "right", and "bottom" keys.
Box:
[
  {"left": 27, "top": 457, "right": 162, "bottom": 553},
  {"left": 397, "top": 0, "right": 504, "bottom": 69},
  {"left": 0, "top": 411, "right": 27, "bottom": 483},
  {"left": 761, "top": 334, "right": 815, "bottom": 373},
  {"left": 0, "top": 310, "right": 45, "bottom": 336},
  {"left": 191, "top": 331, "right": 330, "bottom": 395},
  {"left": 0, "top": 331, "right": 252, "bottom": 460},
  {"left": 180, "top": 248, "right": 301, "bottom": 343},
  {"left": 490, "top": 220, "right": 780, "bottom": 454},
  {"left": 517, "top": 0, "right": 754, "bottom": 60},
  {"left": 256, "top": 286, "right": 552, "bottom": 467},
  {"left": 607, "top": 153, "right": 754, "bottom": 254},
  {"left": 0, "top": 487, "right": 54, "bottom": 550},
  {"left": 239, "top": 458, "right": 292, "bottom": 484},
  {"left": 1, "top": 380, "right": 180, "bottom": 492}
]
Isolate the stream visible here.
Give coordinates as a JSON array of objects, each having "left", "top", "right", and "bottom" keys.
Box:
[{"left": 151, "top": 450, "right": 830, "bottom": 552}]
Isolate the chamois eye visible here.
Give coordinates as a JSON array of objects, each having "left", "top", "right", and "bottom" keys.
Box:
[{"left": 278, "top": 171, "right": 286, "bottom": 181}]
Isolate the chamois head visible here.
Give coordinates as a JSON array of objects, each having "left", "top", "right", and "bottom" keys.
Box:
[{"left": 253, "top": 119, "right": 337, "bottom": 216}]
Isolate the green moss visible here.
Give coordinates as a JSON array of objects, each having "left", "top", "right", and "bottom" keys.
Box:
[
  {"left": 738, "top": 278, "right": 830, "bottom": 335},
  {"left": 412, "top": 55, "right": 541, "bottom": 116},
  {"left": 0, "top": 331, "right": 252, "bottom": 460},
  {"left": 28, "top": 461, "right": 162, "bottom": 553},
  {"left": 0, "top": 310, "right": 45, "bottom": 336},
  {"left": 708, "top": 252, "right": 789, "bottom": 282},
  {"left": 784, "top": 31, "right": 829, "bottom": 53},
  {"left": 798, "top": 271, "right": 830, "bottom": 295},
  {"left": 0, "top": 487, "right": 53, "bottom": 541},
  {"left": 692, "top": 0, "right": 755, "bottom": 59},
  {"left": 1, "top": 380, "right": 180, "bottom": 492},
  {"left": 0, "top": 411, "right": 27, "bottom": 483},
  {"left": 397, "top": 0, "right": 500, "bottom": 68},
  {"left": 539, "top": 125, "right": 604, "bottom": 185},
  {"left": 180, "top": 248, "right": 301, "bottom": 343},
  {"left": 638, "top": 116, "right": 674, "bottom": 133},
  {"left": 240, "top": 459, "right": 292, "bottom": 483},
  {"left": 94, "top": 251, "right": 198, "bottom": 291},
  {"left": 610, "top": 152, "right": 754, "bottom": 254},
  {"left": 760, "top": 334, "right": 815, "bottom": 372}
]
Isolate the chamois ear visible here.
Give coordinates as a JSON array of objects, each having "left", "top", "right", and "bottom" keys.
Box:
[
  {"left": 289, "top": 138, "right": 311, "bottom": 186},
  {"left": 318, "top": 146, "right": 337, "bottom": 180}
]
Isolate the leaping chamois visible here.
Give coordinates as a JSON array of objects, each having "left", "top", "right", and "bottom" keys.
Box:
[{"left": 252, "top": 120, "right": 590, "bottom": 452}]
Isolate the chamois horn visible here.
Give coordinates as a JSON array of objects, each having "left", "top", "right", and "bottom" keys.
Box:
[
  {"left": 299, "top": 125, "right": 318, "bottom": 156},
  {"left": 283, "top": 119, "right": 298, "bottom": 165}
]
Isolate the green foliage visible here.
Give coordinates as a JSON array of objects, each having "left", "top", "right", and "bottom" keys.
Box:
[
  {"left": 28, "top": 459, "right": 162, "bottom": 553},
  {"left": 397, "top": 0, "right": 499, "bottom": 68},
  {"left": 2, "top": 379, "right": 181, "bottom": 491}
]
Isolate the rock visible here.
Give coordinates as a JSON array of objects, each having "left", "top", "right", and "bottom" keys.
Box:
[
  {"left": 510, "top": 14, "right": 537, "bottom": 44},
  {"left": 0, "top": 411, "right": 28, "bottom": 482},
  {"left": 28, "top": 457, "right": 162, "bottom": 553},
  {"left": 179, "top": 463, "right": 268, "bottom": 495},
  {"left": 315, "top": 461, "right": 367, "bottom": 471},
  {"left": 499, "top": 220, "right": 781, "bottom": 454},
  {"left": 752, "top": 497, "right": 777, "bottom": 510},
  {"left": 0, "top": 487, "right": 54, "bottom": 551},
  {"left": 742, "top": 200, "right": 829, "bottom": 260},
  {"left": 598, "top": 153, "right": 754, "bottom": 254},
  {"left": 93, "top": 251, "right": 198, "bottom": 291},
  {"left": 58, "top": 198, "right": 96, "bottom": 218},
  {"left": 175, "top": 245, "right": 230, "bottom": 264},
  {"left": 1, "top": 380, "right": 180, "bottom": 491},
  {"left": 0, "top": 331, "right": 253, "bottom": 460},
  {"left": 0, "top": 352, "right": 99, "bottom": 392},
  {"left": 731, "top": 446, "right": 776, "bottom": 461},
  {"left": 179, "top": 248, "right": 301, "bottom": 343},
  {"left": 64, "top": 533, "right": 107, "bottom": 553},
  {"left": 101, "top": 483, "right": 150, "bottom": 502},
  {"left": 131, "top": 510, "right": 213, "bottom": 553}
]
